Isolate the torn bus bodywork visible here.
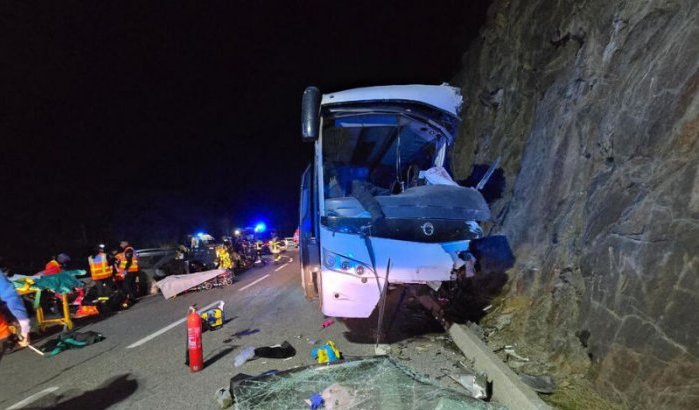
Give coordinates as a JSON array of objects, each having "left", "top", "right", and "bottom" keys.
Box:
[{"left": 299, "top": 84, "right": 510, "bottom": 325}]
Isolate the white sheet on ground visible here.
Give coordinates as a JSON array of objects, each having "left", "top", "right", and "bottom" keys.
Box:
[{"left": 155, "top": 269, "right": 225, "bottom": 299}]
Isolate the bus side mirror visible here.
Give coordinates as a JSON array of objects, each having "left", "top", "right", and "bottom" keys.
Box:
[{"left": 301, "top": 86, "right": 321, "bottom": 141}]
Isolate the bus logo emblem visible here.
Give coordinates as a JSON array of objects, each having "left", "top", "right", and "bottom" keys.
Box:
[{"left": 421, "top": 222, "right": 435, "bottom": 236}]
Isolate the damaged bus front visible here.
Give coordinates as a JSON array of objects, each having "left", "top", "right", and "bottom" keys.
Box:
[{"left": 299, "top": 84, "right": 496, "bottom": 324}]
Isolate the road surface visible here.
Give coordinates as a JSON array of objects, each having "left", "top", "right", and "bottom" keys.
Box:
[{"left": 0, "top": 250, "right": 475, "bottom": 409}]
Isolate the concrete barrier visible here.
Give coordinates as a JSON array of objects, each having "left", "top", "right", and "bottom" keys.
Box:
[{"left": 449, "top": 324, "right": 551, "bottom": 410}]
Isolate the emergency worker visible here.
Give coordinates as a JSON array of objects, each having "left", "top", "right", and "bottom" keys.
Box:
[
  {"left": 56, "top": 253, "right": 71, "bottom": 269},
  {"left": 115, "top": 241, "right": 139, "bottom": 307},
  {"left": 0, "top": 257, "right": 30, "bottom": 355},
  {"left": 44, "top": 257, "right": 62, "bottom": 275},
  {"left": 254, "top": 239, "right": 265, "bottom": 265},
  {"left": 88, "top": 245, "right": 113, "bottom": 299},
  {"left": 108, "top": 248, "right": 120, "bottom": 275},
  {"left": 269, "top": 234, "right": 282, "bottom": 263},
  {"left": 215, "top": 239, "right": 234, "bottom": 271}
]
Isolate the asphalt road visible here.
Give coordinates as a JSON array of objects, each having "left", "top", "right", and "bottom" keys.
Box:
[{"left": 0, "top": 249, "right": 479, "bottom": 409}]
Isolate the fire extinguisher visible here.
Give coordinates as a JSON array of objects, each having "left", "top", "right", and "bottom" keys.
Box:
[{"left": 187, "top": 306, "right": 203, "bottom": 372}]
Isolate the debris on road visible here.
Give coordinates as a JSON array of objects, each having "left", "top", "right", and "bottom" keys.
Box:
[
  {"left": 305, "top": 392, "right": 324, "bottom": 409},
  {"left": 519, "top": 373, "right": 555, "bottom": 394},
  {"left": 254, "top": 340, "right": 296, "bottom": 359},
  {"left": 321, "top": 383, "right": 359, "bottom": 409},
  {"left": 229, "top": 356, "right": 502, "bottom": 409},
  {"left": 374, "top": 344, "right": 391, "bottom": 355},
  {"left": 467, "top": 321, "right": 487, "bottom": 342},
  {"left": 311, "top": 340, "right": 342, "bottom": 364},
  {"left": 231, "top": 328, "right": 260, "bottom": 338},
  {"left": 321, "top": 319, "right": 334, "bottom": 329},
  {"left": 449, "top": 372, "right": 490, "bottom": 400},
  {"left": 493, "top": 314, "right": 512, "bottom": 331},
  {"left": 234, "top": 346, "right": 256, "bottom": 367},
  {"left": 215, "top": 387, "right": 233, "bottom": 409},
  {"left": 39, "top": 331, "right": 105, "bottom": 357},
  {"left": 504, "top": 346, "right": 529, "bottom": 362}
]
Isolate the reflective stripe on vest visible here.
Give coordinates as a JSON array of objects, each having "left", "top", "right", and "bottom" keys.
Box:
[{"left": 89, "top": 254, "right": 113, "bottom": 280}]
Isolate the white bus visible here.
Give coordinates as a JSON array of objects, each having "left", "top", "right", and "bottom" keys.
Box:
[{"left": 299, "top": 84, "right": 496, "bottom": 324}]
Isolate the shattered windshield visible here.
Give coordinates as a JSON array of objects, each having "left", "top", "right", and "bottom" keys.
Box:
[
  {"left": 231, "top": 356, "right": 503, "bottom": 410},
  {"left": 322, "top": 115, "right": 442, "bottom": 198}
]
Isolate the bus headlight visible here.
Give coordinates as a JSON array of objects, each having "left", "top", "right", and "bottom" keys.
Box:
[{"left": 323, "top": 249, "right": 373, "bottom": 277}]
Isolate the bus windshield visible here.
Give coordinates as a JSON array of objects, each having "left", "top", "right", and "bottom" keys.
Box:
[{"left": 322, "top": 115, "right": 444, "bottom": 199}]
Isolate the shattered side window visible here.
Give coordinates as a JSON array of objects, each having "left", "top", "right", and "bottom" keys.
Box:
[{"left": 231, "top": 356, "right": 504, "bottom": 410}]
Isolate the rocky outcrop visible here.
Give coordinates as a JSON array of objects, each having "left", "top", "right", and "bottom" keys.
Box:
[{"left": 452, "top": 0, "right": 698, "bottom": 408}]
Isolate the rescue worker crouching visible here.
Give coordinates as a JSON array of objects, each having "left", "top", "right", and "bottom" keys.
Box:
[{"left": 115, "top": 241, "right": 139, "bottom": 308}]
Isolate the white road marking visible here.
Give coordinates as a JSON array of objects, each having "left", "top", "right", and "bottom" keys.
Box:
[
  {"left": 126, "top": 300, "right": 223, "bottom": 349},
  {"left": 274, "top": 262, "right": 289, "bottom": 272},
  {"left": 238, "top": 274, "right": 270, "bottom": 291},
  {"left": 6, "top": 386, "right": 59, "bottom": 410}
]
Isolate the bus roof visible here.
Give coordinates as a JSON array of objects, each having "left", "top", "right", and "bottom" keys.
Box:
[{"left": 321, "top": 84, "right": 463, "bottom": 117}]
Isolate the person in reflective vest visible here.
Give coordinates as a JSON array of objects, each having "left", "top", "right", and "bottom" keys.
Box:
[
  {"left": 269, "top": 235, "right": 282, "bottom": 263},
  {"left": 254, "top": 240, "right": 265, "bottom": 265},
  {"left": 115, "top": 241, "right": 139, "bottom": 307},
  {"left": 88, "top": 245, "right": 114, "bottom": 300},
  {"left": 44, "top": 258, "right": 62, "bottom": 275},
  {"left": 215, "top": 242, "right": 234, "bottom": 271}
]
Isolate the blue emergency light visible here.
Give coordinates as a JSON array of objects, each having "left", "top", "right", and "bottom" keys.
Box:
[{"left": 254, "top": 222, "right": 267, "bottom": 233}]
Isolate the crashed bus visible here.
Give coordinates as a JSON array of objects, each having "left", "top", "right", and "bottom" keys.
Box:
[{"left": 299, "top": 84, "right": 509, "bottom": 325}]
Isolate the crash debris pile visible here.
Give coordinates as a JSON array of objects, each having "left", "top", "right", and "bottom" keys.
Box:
[
  {"left": 229, "top": 356, "right": 504, "bottom": 410},
  {"left": 214, "top": 314, "right": 504, "bottom": 409}
]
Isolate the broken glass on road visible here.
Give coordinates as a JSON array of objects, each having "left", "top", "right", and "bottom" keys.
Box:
[{"left": 230, "top": 356, "right": 505, "bottom": 409}]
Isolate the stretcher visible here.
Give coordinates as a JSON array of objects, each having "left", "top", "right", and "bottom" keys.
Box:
[
  {"left": 13, "top": 272, "right": 84, "bottom": 332},
  {"left": 155, "top": 269, "right": 231, "bottom": 299},
  {"left": 16, "top": 288, "right": 73, "bottom": 332}
]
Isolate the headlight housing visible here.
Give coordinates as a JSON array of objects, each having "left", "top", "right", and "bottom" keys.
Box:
[{"left": 323, "top": 249, "right": 374, "bottom": 277}]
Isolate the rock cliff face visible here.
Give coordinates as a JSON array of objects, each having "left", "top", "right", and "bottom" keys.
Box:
[{"left": 452, "top": 0, "right": 698, "bottom": 408}]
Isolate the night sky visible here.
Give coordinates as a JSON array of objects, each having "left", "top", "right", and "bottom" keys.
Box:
[{"left": 1, "top": 1, "right": 489, "bottom": 269}]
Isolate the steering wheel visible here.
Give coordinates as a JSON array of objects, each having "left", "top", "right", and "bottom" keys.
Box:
[{"left": 405, "top": 164, "right": 421, "bottom": 188}]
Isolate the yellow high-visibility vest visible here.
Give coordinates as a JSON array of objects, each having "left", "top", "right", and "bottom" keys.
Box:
[
  {"left": 116, "top": 247, "right": 139, "bottom": 275},
  {"left": 89, "top": 253, "right": 113, "bottom": 280}
]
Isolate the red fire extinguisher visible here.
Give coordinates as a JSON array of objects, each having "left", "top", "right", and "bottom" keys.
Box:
[{"left": 187, "top": 306, "right": 203, "bottom": 372}]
